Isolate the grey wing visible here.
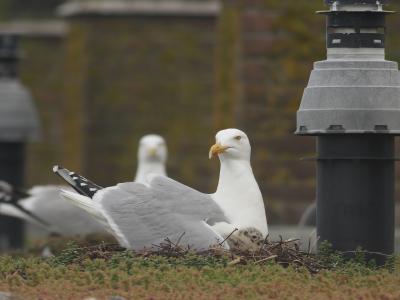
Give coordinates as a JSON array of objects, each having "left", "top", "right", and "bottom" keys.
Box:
[
  {"left": 149, "top": 176, "right": 227, "bottom": 225},
  {"left": 95, "top": 177, "right": 228, "bottom": 251}
]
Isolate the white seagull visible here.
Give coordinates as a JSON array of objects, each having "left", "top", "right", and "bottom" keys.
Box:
[
  {"left": 57, "top": 129, "right": 268, "bottom": 250},
  {"left": 0, "top": 134, "right": 169, "bottom": 236},
  {"left": 135, "top": 134, "right": 167, "bottom": 183}
]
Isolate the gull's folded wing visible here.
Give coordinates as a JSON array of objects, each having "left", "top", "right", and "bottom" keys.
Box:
[{"left": 94, "top": 176, "right": 229, "bottom": 251}]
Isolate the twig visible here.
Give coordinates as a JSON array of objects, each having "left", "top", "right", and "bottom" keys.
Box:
[
  {"left": 254, "top": 255, "right": 278, "bottom": 264},
  {"left": 228, "top": 257, "right": 243, "bottom": 266},
  {"left": 258, "top": 234, "right": 270, "bottom": 252},
  {"left": 175, "top": 232, "right": 186, "bottom": 248},
  {"left": 219, "top": 228, "right": 238, "bottom": 246}
]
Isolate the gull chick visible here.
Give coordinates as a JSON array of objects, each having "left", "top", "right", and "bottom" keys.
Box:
[{"left": 227, "top": 228, "right": 264, "bottom": 252}]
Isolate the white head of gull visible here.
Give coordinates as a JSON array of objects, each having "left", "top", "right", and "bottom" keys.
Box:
[
  {"left": 209, "top": 128, "right": 268, "bottom": 238},
  {"left": 58, "top": 128, "right": 268, "bottom": 251},
  {"left": 135, "top": 134, "right": 167, "bottom": 184}
]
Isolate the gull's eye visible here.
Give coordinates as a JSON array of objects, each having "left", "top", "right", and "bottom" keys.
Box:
[{"left": 234, "top": 136, "right": 242, "bottom": 141}]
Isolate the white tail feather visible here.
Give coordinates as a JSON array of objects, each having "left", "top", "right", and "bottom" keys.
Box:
[{"left": 60, "top": 190, "right": 107, "bottom": 226}]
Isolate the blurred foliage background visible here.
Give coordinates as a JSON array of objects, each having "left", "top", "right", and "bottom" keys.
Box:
[{"left": 0, "top": 0, "right": 399, "bottom": 225}]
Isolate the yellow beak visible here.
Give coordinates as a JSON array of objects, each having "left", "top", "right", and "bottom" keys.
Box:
[
  {"left": 209, "top": 143, "right": 229, "bottom": 159},
  {"left": 147, "top": 148, "right": 157, "bottom": 157}
]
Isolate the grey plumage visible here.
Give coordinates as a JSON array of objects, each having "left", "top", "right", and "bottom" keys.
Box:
[{"left": 64, "top": 176, "right": 229, "bottom": 251}]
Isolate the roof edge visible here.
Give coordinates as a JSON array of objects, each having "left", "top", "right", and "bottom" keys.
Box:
[
  {"left": 0, "top": 20, "right": 68, "bottom": 38},
  {"left": 57, "top": 0, "right": 221, "bottom": 18}
]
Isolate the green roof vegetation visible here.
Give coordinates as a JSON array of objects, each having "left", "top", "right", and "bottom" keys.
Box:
[{"left": 0, "top": 237, "right": 398, "bottom": 299}]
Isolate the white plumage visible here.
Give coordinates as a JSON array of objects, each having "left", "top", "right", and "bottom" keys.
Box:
[{"left": 60, "top": 129, "right": 268, "bottom": 250}]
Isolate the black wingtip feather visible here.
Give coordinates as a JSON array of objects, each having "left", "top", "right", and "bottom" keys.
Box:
[{"left": 52, "top": 165, "right": 103, "bottom": 198}]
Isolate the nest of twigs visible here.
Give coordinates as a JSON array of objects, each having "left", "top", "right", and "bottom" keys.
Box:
[
  {"left": 225, "top": 236, "right": 323, "bottom": 274},
  {"left": 56, "top": 233, "right": 324, "bottom": 274},
  {"left": 149, "top": 233, "right": 323, "bottom": 274}
]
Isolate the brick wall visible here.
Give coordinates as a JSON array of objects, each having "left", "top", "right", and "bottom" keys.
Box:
[{"left": 60, "top": 3, "right": 220, "bottom": 190}]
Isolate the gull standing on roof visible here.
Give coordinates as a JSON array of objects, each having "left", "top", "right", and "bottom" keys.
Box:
[
  {"left": 57, "top": 129, "right": 268, "bottom": 250},
  {"left": 0, "top": 134, "right": 169, "bottom": 236}
]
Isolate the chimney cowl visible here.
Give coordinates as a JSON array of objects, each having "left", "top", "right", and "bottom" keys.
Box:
[
  {"left": 296, "top": 1, "right": 400, "bottom": 135},
  {"left": 319, "top": 0, "right": 393, "bottom": 49},
  {"left": 325, "top": 0, "right": 389, "bottom": 4}
]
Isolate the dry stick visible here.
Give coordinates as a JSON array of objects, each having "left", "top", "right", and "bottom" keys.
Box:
[
  {"left": 269, "top": 242, "right": 284, "bottom": 251},
  {"left": 285, "top": 238, "right": 300, "bottom": 243},
  {"left": 254, "top": 255, "right": 278, "bottom": 264},
  {"left": 150, "top": 243, "right": 163, "bottom": 250},
  {"left": 174, "top": 232, "right": 186, "bottom": 250},
  {"left": 263, "top": 234, "right": 270, "bottom": 245},
  {"left": 161, "top": 235, "right": 188, "bottom": 256},
  {"left": 219, "top": 228, "right": 239, "bottom": 246},
  {"left": 228, "top": 257, "right": 243, "bottom": 266},
  {"left": 258, "top": 234, "right": 270, "bottom": 253},
  {"left": 292, "top": 259, "right": 305, "bottom": 266},
  {"left": 163, "top": 237, "right": 175, "bottom": 255}
]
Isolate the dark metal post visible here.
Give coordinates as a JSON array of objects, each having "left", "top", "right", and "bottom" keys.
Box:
[
  {"left": 317, "top": 136, "right": 395, "bottom": 262},
  {"left": 296, "top": 0, "right": 399, "bottom": 264},
  {"left": 0, "top": 35, "right": 40, "bottom": 250},
  {"left": 0, "top": 143, "right": 25, "bottom": 249}
]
